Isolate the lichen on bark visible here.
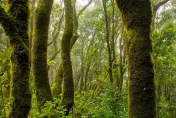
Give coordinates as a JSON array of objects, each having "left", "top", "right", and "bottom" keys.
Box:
[
  {"left": 116, "top": 0, "right": 156, "bottom": 118},
  {"left": 32, "top": 0, "right": 53, "bottom": 110}
]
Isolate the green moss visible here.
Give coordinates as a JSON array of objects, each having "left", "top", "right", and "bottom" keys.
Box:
[
  {"left": 116, "top": 0, "right": 156, "bottom": 118},
  {"left": 60, "top": 0, "right": 74, "bottom": 116},
  {"left": 9, "top": 45, "right": 31, "bottom": 117},
  {"left": 52, "top": 62, "right": 63, "bottom": 98},
  {"left": 53, "top": 3, "right": 79, "bottom": 99},
  {"left": 31, "top": 0, "right": 53, "bottom": 111},
  {"left": 0, "top": 1, "right": 32, "bottom": 117}
]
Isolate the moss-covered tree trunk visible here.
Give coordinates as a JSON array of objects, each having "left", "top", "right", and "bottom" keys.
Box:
[
  {"left": 52, "top": 0, "right": 79, "bottom": 98},
  {"left": 0, "top": 0, "right": 31, "bottom": 117},
  {"left": 116, "top": 0, "right": 156, "bottom": 118},
  {"left": 52, "top": 62, "right": 63, "bottom": 98},
  {"left": 29, "top": 0, "right": 36, "bottom": 68},
  {"left": 60, "top": 0, "right": 74, "bottom": 115},
  {"left": 32, "top": 0, "right": 53, "bottom": 110}
]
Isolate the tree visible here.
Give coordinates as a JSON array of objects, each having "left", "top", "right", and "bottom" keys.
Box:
[
  {"left": 115, "top": 0, "right": 156, "bottom": 118},
  {"left": 32, "top": 0, "right": 53, "bottom": 110},
  {"left": 60, "top": 0, "right": 74, "bottom": 115},
  {"left": 102, "top": 0, "right": 113, "bottom": 83},
  {"left": 52, "top": 0, "right": 93, "bottom": 97},
  {"left": 0, "top": 0, "right": 31, "bottom": 117}
]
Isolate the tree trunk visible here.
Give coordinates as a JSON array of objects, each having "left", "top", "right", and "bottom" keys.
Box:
[
  {"left": 79, "top": 37, "right": 84, "bottom": 92},
  {"left": 52, "top": 0, "right": 79, "bottom": 97},
  {"left": 29, "top": 0, "right": 35, "bottom": 68},
  {"left": 60, "top": 0, "right": 74, "bottom": 115},
  {"left": 119, "top": 36, "right": 124, "bottom": 91},
  {"left": 116, "top": 0, "right": 156, "bottom": 118},
  {"left": 0, "top": 1, "right": 31, "bottom": 117},
  {"left": 52, "top": 62, "right": 63, "bottom": 98},
  {"left": 103, "top": 0, "right": 113, "bottom": 83},
  {"left": 53, "top": 0, "right": 92, "bottom": 98},
  {"left": 32, "top": 0, "right": 53, "bottom": 110},
  {"left": 84, "top": 64, "right": 91, "bottom": 91}
]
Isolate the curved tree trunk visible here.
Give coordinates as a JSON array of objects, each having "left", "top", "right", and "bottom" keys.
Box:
[
  {"left": 52, "top": 5, "right": 78, "bottom": 97},
  {"left": 52, "top": 0, "right": 92, "bottom": 98},
  {"left": 0, "top": 1, "right": 31, "bottom": 117},
  {"left": 52, "top": 0, "right": 79, "bottom": 98},
  {"left": 60, "top": 0, "right": 74, "bottom": 115},
  {"left": 32, "top": 0, "right": 53, "bottom": 110},
  {"left": 115, "top": 0, "right": 156, "bottom": 118},
  {"left": 52, "top": 62, "right": 63, "bottom": 98}
]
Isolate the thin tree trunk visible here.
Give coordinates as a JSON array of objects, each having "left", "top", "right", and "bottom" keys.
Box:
[
  {"left": 119, "top": 36, "right": 123, "bottom": 91},
  {"left": 79, "top": 37, "right": 84, "bottom": 92},
  {"left": 102, "top": 0, "right": 113, "bottom": 83},
  {"left": 29, "top": 0, "right": 35, "bottom": 68},
  {"left": 84, "top": 64, "right": 91, "bottom": 91},
  {"left": 53, "top": 0, "right": 92, "bottom": 97},
  {"left": 32, "top": 0, "right": 53, "bottom": 110},
  {"left": 111, "top": 0, "right": 116, "bottom": 62},
  {"left": 116, "top": 0, "right": 156, "bottom": 118}
]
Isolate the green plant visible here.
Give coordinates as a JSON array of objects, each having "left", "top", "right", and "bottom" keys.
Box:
[
  {"left": 74, "top": 82, "right": 128, "bottom": 118},
  {"left": 30, "top": 98, "right": 68, "bottom": 118}
]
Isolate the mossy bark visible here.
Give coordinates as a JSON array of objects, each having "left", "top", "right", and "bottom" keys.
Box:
[
  {"left": 0, "top": 1, "right": 31, "bottom": 117},
  {"left": 53, "top": 0, "right": 78, "bottom": 99},
  {"left": 52, "top": 62, "right": 63, "bottom": 98},
  {"left": 32, "top": 0, "right": 53, "bottom": 110},
  {"left": 116, "top": 0, "right": 156, "bottom": 118},
  {"left": 29, "top": 0, "right": 36, "bottom": 69},
  {"left": 60, "top": 0, "right": 74, "bottom": 115},
  {"left": 52, "top": 21, "right": 78, "bottom": 98}
]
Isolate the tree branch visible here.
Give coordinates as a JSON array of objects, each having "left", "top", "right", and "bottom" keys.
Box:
[
  {"left": 153, "top": 0, "right": 170, "bottom": 13},
  {"left": 78, "top": 0, "right": 93, "bottom": 17},
  {"left": 49, "top": 49, "right": 61, "bottom": 62},
  {"left": 48, "top": 11, "right": 64, "bottom": 46},
  {"left": 48, "top": 49, "right": 61, "bottom": 70},
  {"left": 0, "top": 6, "right": 11, "bottom": 27},
  {"left": 0, "top": 6, "right": 17, "bottom": 37},
  {"left": 0, "top": 6, "right": 29, "bottom": 51}
]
